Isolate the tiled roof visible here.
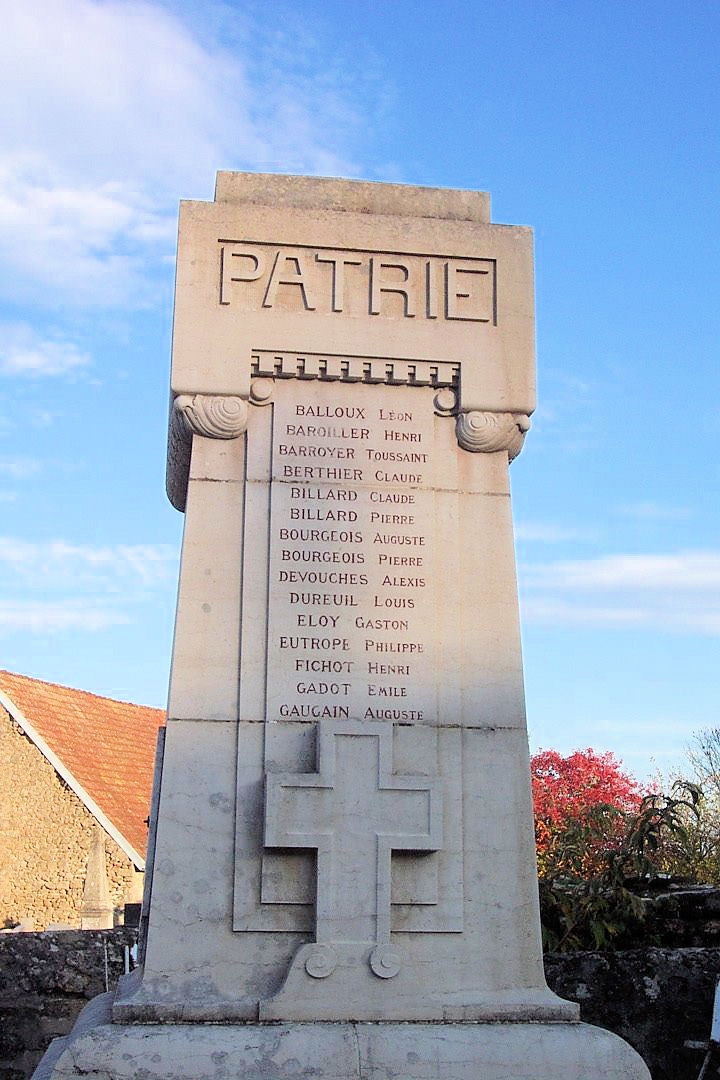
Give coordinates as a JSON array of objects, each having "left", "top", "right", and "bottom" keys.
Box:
[{"left": 0, "top": 670, "right": 164, "bottom": 864}]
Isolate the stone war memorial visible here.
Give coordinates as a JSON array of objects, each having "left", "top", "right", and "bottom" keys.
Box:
[{"left": 34, "top": 174, "right": 650, "bottom": 1079}]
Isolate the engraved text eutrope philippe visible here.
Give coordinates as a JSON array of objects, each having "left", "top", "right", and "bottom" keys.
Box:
[{"left": 266, "top": 385, "right": 437, "bottom": 725}]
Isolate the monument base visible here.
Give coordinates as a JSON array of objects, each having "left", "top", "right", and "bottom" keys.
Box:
[{"left": 35, "top": 991, "right": 650, "bottom": 1080}]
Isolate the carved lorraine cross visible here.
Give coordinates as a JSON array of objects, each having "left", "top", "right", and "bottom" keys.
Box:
[{"left": 264, "top": 720, "right": 442, "bottom": 979}]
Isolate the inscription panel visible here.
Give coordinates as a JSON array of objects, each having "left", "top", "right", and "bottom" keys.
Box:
[
  {"left": 265, "top": 382, "right": 439, "bottom": 727},
  {"left": 220, "top": 241, "right": 496, "bottom": 324},
  {"left": 233, "top": 379, "right": 464, "bottom": 934},
  {"left": 170, "top": 192, "right": 536, "bottom": 415}
]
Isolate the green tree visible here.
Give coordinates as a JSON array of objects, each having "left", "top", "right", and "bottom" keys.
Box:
[
  {"left": 653, "top": 727, "right": 720, "bottom": 885},
  {"left": 538, "top": 782, "right": 700, "bottom": 952}
]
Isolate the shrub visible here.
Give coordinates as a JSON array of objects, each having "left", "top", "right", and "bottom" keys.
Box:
[{"left": 538, "top": 782, "right": 701, "bottom": 952}]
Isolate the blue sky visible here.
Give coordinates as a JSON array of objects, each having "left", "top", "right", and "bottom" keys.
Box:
[{"left": 1, "top": 0, "right": 717, "bottom": 780}]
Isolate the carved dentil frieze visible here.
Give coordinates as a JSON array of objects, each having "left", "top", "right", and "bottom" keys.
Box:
[{"left": 455, "top": 410, "right": 530, "bottom": 460}]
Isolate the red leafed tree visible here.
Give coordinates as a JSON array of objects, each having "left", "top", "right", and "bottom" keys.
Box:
[{"left": 531, "top": 749, "right": 644, "bottom": 876}]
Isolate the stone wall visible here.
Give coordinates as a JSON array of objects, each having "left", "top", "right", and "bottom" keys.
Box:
[
  {"left": 0, "top": 929, "right": 136, "bottom": 1080},
  {"left": 546, "top": 949, "right": 720, "bottom": 1080},
  {"left": 0, "top": 710, "right": 141, "bottom": 931},
  {"left": 2, "top": 929, "right": 720, "bottom": 1080},
  {"left": 641, "top": 884, "right": 720, "bottom": 948}
]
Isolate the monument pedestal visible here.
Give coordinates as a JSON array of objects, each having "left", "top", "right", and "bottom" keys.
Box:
[
  {"left": 41, "top": 997, "right": 648, "bottom": 1080},
  {"left": 33, "top": 174, "right": 649, "bottom": 1080}
]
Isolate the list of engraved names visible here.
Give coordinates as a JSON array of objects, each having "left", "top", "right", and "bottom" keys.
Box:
[{"left": 266, "top": 383, "right": 437, "bottom": 725}]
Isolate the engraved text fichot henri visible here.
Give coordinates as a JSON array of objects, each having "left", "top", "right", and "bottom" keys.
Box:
[
  {"left": 32, "top": 174, "right": 650, "bottom": 1080},
  {"left": 266, "top": 383, "right": 438, "bottom": 727}
]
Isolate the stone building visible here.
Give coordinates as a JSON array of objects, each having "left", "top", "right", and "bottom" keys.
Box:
[{"left": 0, "top": 670, "right": 164, "bottom": 931}]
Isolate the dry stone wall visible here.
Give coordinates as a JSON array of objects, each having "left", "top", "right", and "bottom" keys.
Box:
[
  {"left": 0, "top": 929, "right": 136, "bottom": 1080},
  {"left": 546, "top": 948, "right": 720, "bottom": 1080},
  {"left": 0, "top": 711, "right": 140, "bottom": 930}
]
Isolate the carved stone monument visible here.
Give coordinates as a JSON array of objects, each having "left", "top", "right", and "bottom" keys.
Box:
[{"left": 34, "top": 174, "right": 649, "bottom": 1078}]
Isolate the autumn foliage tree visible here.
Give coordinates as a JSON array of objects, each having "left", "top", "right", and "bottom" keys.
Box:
[
  {"left": 531, "top": 748, "right": 702, "bottom": 951},
  {"left": 531, "top": 749, "right": 644, "bottom": 877}
]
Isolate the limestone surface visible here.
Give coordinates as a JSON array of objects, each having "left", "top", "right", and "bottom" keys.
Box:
[
  {"left": 46, "top": 1011, "right": 650, "bottom": 1080},
  {"left": 33, "top": 173, "right": 650, "bottom": 1079}
]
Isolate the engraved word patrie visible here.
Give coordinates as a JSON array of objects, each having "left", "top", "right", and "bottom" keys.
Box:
[{"left": 219, "top": 241, "right": 496, "bottom": 323}]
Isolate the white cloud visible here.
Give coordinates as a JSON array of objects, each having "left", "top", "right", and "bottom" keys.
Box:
[
  {"left": 0, "top": 601, "right": 131, "bottom": 632},
  {"left": 0, "top": 536, "right": 178, "bottom": 635},
  {"left": 515, "top": 522, "right": 596, "bottom": 543},
  {"left": 521, "top": 598, "right": 720, "bottom": 634},
  {"left": 0, "top": 459, "right": 41, "bottom": 478},
  {"left": 523, "top": 552, "right": 720, "bottom": 591},
  {"left": 0, "top": 159, "right": 171, "bottom": 306},
  {"left": 616, "top": 501, "right": 692, "bottom": 521},
  {"left": 0, "top": 0, "right": 369, "bottom": 307},
  {"left": 0, "top": 323, "right": 90, "bottom": 376},
  {"left": 520, "top": 551, "right": 720, "bottom": 635},
  {"left": 29, "top": 408, "right": 62, "bottom": 428},
  {"left": 529, "top": 369, "right": 600, "bottom": 452},
  {"left": 0, "top": 537, "right": 177, "bottom": 589}
]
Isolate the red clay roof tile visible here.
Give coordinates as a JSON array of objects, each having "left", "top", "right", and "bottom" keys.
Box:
[{"left": 0, "top": 670, "right": 164, "bottom": 861}]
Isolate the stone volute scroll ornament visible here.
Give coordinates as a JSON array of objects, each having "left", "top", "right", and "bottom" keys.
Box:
[
  {"left": 456, "top": 409, "right": 531, "bottom": 459},
  {"left": 166, "top": 393, "right": 248, "bottom": 512},
  {"left": 175, "top": 393, "right": 249, "bottom": 439},
  {"left": 33, "top": 174, "right": 651, "bottom": 1080}
]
